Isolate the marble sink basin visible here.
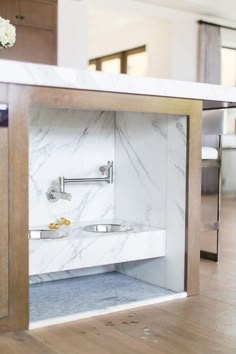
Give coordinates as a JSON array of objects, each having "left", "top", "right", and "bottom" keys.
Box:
[{"left": 82, "top": 223, "right": 133, "bottom": 233}]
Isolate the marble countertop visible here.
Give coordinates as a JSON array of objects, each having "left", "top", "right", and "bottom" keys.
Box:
[
  {"left": 1, "top": 59, "right": 236, "bottom": 106},
  {"left": 29, "top": 220, "right": 162, "bottom": 240},
  {"left": 29, "top": 219, "right": 166, "bottom": 276}
]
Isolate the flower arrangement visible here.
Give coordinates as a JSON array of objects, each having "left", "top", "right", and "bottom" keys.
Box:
[{"left": 0, "top": 16, "right": 16, "bottom": 49}]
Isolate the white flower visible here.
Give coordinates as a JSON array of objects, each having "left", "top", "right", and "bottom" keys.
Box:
[{"left": 0, "top": 16, "right": 16, "bottom": 48}]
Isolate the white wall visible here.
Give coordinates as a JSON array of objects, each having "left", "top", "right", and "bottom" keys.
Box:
[
  {"left": 222, "top": 28, "right": 236, "bottom": 49},
  {"left": 88, "top": 0, "right": 236, "bottom": 82},
  {"left": 222, "top": 149, "right": 236, "bottom": 193},
  {"left": 58, "top": 0, "right": 88, "bottom": 69},
  {"left": 89, "top": 18, "right": 172, "bottom": 79},
  {"left": 170, "top": 15, "right": 198, "bottom": 81},
  {"left": 56, "top": 0, "right": 236, "bottom": 78},
  {"left": 88, "top": 0, "right": 198, "bottom": 81},
  {"left": 221, "top": 134, "right": 236, "bottom": 193}
]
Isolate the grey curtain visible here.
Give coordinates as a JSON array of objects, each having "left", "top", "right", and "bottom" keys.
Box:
[
  {"left": 198, "top": 23, "right": 223, "bottom": 193},
  {"left": 198, "top": 23, "right": 221, "bottom": 84}
]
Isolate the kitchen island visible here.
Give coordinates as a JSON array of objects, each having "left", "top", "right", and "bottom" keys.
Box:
[{"left": 0, "top": 59, "right": 235, "bottom": 331}]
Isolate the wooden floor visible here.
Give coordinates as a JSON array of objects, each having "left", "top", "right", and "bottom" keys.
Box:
[{"left": 1, "top": 197, "right": 236, "bottom": 353}]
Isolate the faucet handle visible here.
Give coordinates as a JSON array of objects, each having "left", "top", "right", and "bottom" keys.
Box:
[
  {"left": 47, "top": 188, "right": 72, "bottom": 202},
  {"left": 99, "top": 165, "right": 107, "bottom": 176},
  {"left": 99, "top": 161, "right": 113, "bottom": 176}
]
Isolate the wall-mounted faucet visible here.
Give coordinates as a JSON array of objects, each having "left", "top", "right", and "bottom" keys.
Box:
[
  {"left": 59, "top": 161, "right": 113, "bottom": 193},
  {"left": 47, "top": 161, "right": 113, "bottom": 202}
]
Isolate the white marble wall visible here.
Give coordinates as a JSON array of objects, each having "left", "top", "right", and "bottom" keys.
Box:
[
  {"left": 29, "top": 107, "right": 115, "bottom": 226},
  {"left": 29, "top": 109, "right": 186, "bottom": 292},
  {"left": 115, "top": 114, "right": 186, "bottom": 292},
  {"left": 164, "top": 116, "right": 186, "bottom": 291},
  {"left": 30, "top": 265, "right": 115, "bottom": 284},
  {"left": 115, "top": 112, "right": 167, "bottom": 227}
]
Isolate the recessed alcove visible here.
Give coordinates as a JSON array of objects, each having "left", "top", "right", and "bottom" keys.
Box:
[{"left": 28, "top": 104, "right": 187, "bottom": 327}]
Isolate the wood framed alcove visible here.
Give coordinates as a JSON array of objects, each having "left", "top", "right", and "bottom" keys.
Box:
[{"left": 0, "top": 83, "right": 202, "bottom": 332}]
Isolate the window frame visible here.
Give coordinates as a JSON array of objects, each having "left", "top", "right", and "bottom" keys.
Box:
[{"left": 89, "top": 45, "right": 146, "bottom": 74}]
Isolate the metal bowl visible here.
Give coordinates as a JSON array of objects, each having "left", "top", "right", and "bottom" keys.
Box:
[
  {"left": 82, "top": 223, "right": 133, "bottom": 233},
  {"left": 29, "top": 228, "right": 70, "bottom": 239}
]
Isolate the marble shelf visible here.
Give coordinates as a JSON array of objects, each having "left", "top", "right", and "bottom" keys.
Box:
[{"left": 29, "top": 221, "right": 166, "bottom": 275}]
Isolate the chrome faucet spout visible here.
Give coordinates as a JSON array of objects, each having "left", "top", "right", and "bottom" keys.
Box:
[
  {"left": 52, "top": 191, "right": 71, "bottom": 201},
  {"left": 60, "top": 161, "right": 114, "bottom": 192}
]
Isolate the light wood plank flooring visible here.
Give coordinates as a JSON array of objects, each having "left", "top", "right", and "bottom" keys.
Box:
[{"left": 1, "top": 196, "right": 236, "bottom": 353}]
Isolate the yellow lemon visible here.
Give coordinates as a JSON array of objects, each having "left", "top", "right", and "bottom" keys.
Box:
[
  {"left": 64, "top": 220, "right": 71, "bottom": 226},
  {"left": 58, "top": 217, "right": 66, "bottom": 225},
  {"left": 48, "top": 223, "right": 56, "bottom": 229}
]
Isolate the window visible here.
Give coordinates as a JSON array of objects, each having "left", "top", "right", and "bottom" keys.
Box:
[
  {"left": 221, "top": 47, "right": 236, "bottom": 133},
  {"left": 89, "top": 46, "right": 147, "bottom": 76},
  {"left": 221, "top": 47, "right": 236, "bottom": 86}
]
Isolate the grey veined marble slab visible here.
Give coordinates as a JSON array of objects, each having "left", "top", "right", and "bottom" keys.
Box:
[
  {"left": 30, "top": 272, "right": 174, "bottom": 323},
  {"left": 29, "top": 222, "right": 166, "bottom": 276},
  {"left": 1, "top": 59, "right": 236, "bottom": 103}
]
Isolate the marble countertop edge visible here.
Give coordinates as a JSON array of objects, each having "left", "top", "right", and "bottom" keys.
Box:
[{"left": 1, "top": 59, "right": 236, "bottom": 103}]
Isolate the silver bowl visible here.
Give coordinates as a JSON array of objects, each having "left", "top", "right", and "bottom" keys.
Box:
[{"left": 82, "top": 223, "right": 133, "bottom": 233}]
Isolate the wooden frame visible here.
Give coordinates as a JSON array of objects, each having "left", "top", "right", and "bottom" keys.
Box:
[
  {"left": 29, "top": 86, "right": 202, "bottom": 296},
  {"left": 0, "top": 83, "right": 9, "bottom": 327},
  {"left": 0, "top": 85, "right": 29, "bottom": 332},
  {"left": 0, "top": 84, "right": 202, "bottom": 332},
  {"left": 0, "top": 128, "right": 8, "bottom": 319}
]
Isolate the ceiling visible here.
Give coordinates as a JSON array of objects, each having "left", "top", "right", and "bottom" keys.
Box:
[{"left": 136, "top": 0, "right": 236, "bottom": 22}]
